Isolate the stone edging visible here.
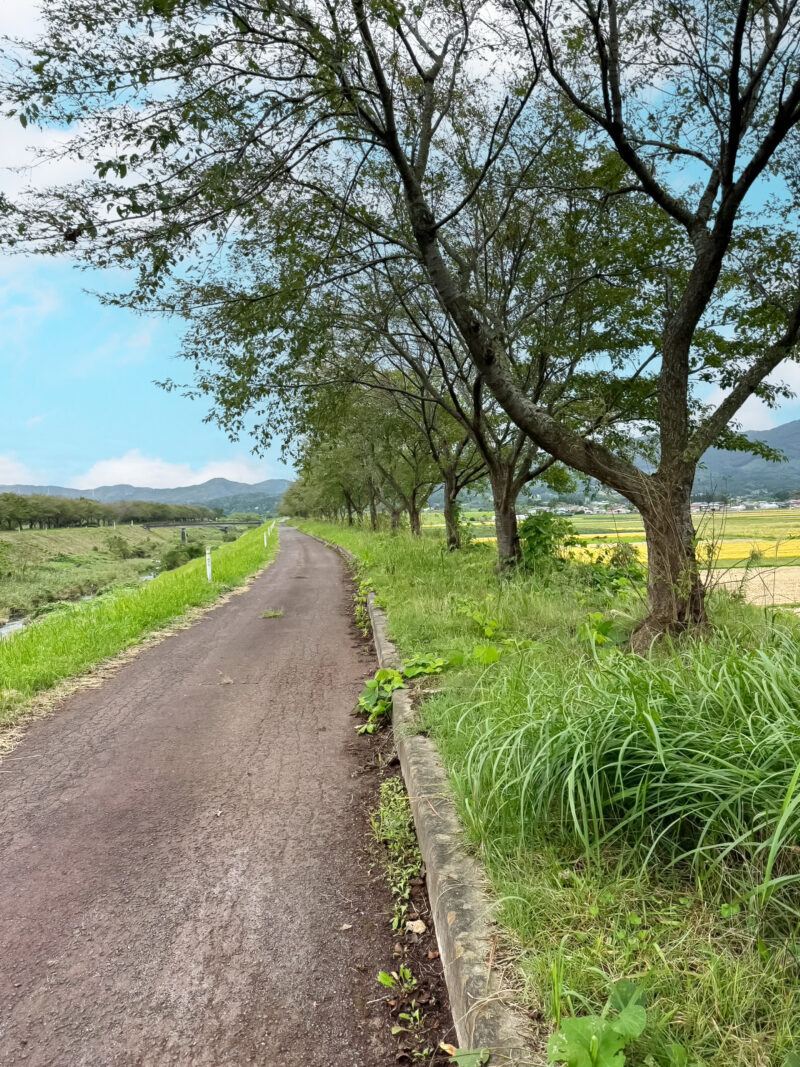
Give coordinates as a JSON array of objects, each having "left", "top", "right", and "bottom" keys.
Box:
[{"left": 302, "top": 530, "right": 537, "bottom": 1064}]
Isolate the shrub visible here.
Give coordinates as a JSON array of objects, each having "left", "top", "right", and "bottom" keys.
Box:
[
  {"left": 160, "top": 542, "right": 204, "bottom": 571},
  {"left": 518, "top": 512, "right": 577, "bottom": 571},
  {"left": 105, "top": 534, "right": 148, "bottom": 560}
]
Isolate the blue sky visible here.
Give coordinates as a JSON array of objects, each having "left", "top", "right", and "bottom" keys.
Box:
[
  {"left": 0, "top": 257, "right": 292, "bottom": 488},
  {"left": 0, "top": 5, "right": 291, "bottom": 491},
  {"left": 2, "top": 6, "right": 799, "bottom": 490}
]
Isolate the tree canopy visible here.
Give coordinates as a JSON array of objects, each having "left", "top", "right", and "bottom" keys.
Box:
[{"left": 3, "top": 0, "right": 800, "bottom": 639}]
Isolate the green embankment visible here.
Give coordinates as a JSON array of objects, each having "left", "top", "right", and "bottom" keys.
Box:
[
  {"left": 0, "top": 523, "right": 278, "bottom": 729},
  {"left": 297, "top": 520, "right": 800, "bottom": 1067},
  {"left": 0, "top": 524, "right": 241, "bottom": 622}
]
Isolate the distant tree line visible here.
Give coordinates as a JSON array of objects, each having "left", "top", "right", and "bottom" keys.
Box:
[{"left": 0, "top": 493, "right": 218, "bottom": 531}]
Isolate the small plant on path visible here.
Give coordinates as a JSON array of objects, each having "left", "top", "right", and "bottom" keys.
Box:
[
  {"left": 371, "top": 776, "right": 423, "bottom": 931},
  {"left": 356, "top": 655, "right": 447, "bottom": 734}
]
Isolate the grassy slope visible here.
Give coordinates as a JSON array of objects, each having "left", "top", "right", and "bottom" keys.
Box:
[
  {"left": 0, "top": 523, "right": 278, "bottom": 730},
  {"left": 0, "top": 525, "right": 239, "bottom": 621},
  {"left": 297, "top": 521, "right": 800, "bottom": 1067}
]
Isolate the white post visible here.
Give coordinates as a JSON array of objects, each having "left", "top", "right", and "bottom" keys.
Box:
[
  {"left": 205, "top": 546, "right": 212, "bottom": 582},
  {"left": 264, "top": 530, "right": 267, "bottom": 548}
]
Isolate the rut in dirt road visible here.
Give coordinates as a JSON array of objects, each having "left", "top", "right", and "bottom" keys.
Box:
[{"left": 0, "top": 528, "right": 396, "bottom": 1067}]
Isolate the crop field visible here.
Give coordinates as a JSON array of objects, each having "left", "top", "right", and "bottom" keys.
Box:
[
  {"left": 0, "top": 524, "right": 239, "bottom": 623},
  {"left": 423, "top": 508, "right": 800, "bottom": 575}
]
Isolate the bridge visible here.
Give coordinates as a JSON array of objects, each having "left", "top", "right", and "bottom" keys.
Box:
[{"left": 141, "top": 520, "right": 264, "bottom": 540}]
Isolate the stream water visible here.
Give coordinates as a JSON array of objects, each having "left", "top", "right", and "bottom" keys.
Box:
[
  {"left": 0, "top": 618, "right": 26, "bottom": 640},
  {"left": 0, "top": 573, "right": 158, "bottom": 641}
]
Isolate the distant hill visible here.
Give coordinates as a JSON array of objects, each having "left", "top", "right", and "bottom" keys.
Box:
[
  {"left": 695, "top": 420, "right": 800, "bottom": 497},
  {"left": 0, "top": 477, "right": 293, "bottom": 513}
]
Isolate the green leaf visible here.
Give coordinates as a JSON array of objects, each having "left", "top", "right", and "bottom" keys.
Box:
[
  {"left": 547, "top": 1015, "right": 628, "bottom": 1066},
  {"left": 609, "top": 980, "right": 645, "bottom": 1012},
  {"left": 471, "top": 644, "right": 500, "bottom": 665},
  {"left": 609, "top": 1003, "right": 646, "bottom": 1040},
  {"left": 377, "top": 970, "right": 396, "bottom": 988},
  {"left": 448, "top": 1050, "right": 491, "bottom": 1067}
]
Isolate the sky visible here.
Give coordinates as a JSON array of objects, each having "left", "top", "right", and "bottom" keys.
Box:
[
  {"left": 0, "top": 9, "right": 293, "bottom": 491},
  {"left": 1, "top": 8, "right": 799, "bottom": 491}
]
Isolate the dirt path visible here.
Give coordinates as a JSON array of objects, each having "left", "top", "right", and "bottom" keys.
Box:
[
  {"left": 0, "top": 528, "right": 397, "bottom": 1066},
  {"left": 715, "top": 564, "right": 800, "bottom": 606}
]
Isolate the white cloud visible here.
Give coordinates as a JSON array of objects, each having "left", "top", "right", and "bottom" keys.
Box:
[
  {"left": 0, "top": 6, "right": 94, "bottom": 199},
  {"left": 0, "top": 6, "right": 44, "bottom": 38},
  {"left": 0, "top": 454, "right": 41, "bottom": 485},
  {"left": 68, "top": 451, "right": 272, "bottom": 489},
  {"left": 26, "top": 414, "right": 45, "bottom": 426}
]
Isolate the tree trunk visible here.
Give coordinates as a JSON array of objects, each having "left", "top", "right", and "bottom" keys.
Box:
[
  {"left": 632, "top": 478, "right": 707, "bottom": 652},
  {"left": 369, "top": 491, "right": 378, "bottom": 532},
  {"left": 443, "top": 474, "right": 461, "bottom": 550},
  {"left": 490, "top": 468, "right": 521, "bottom": 569},
  {"left": 408, "top": 503, "right": 422, "bottom": 537},
  {"left": 390, "top": 508, "right": 402, "bottom": 531}
]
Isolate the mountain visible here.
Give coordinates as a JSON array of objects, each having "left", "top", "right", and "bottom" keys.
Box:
[
  {"left": 0, "top": 477, "right": 293, "bottom": 512},
  {"left": 695, "top": 419, "right": 800, "bottom": 497}
]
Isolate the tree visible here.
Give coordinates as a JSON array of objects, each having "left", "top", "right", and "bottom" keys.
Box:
[{"left": 5, "top": 0, "right": 800, "bottom": 642}]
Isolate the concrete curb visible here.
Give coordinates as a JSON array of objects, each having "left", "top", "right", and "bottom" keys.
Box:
[
  {"left": 302, "top": 529, "right": 537, "bottom": 1062},
  {"left": 367, "top": 592, "right": 536, "bottom": 1064}
]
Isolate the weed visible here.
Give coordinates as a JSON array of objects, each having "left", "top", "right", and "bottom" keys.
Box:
[
  {"left": 356, "top": 656, "right": 447, "bottom": 734},
  {"left": 357, "top": 668, "right": 404, "bottom": 734},
  {"left": 548, "top": 981, "right": 647, "bottom": 1066},
  {"left": 518, "top": 513, "right": 578, "bottom": 573},
  {"left": 261, "top": 609, "right": 283, "bottom": 618},
  {"left": 371, "top": 777, "right": 423, "bottom": 931},
  {"left": 377, "top": 964, "right": 418, "bottom": 995},
  {"left": 161, "top": 541, "right": 204, "bottom": 571}
]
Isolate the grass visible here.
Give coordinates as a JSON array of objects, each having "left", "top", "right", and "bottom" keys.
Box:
[
  {"left": 0, "top": 523, "right": 278, "bottom": 730},
  {"left": 296, "top": 520, "right": 800, "bottom": 1067},
  {"left": 0, "top": 524, "right": 237, "bottom": 621}
]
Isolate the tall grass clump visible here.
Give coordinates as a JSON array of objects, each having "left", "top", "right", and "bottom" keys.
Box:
[
  {"left": 459, "top": 621, "right": 800, "bottom": 915},
  {"left": 0, "top": 523, "right": 278, "bottom": 727}
]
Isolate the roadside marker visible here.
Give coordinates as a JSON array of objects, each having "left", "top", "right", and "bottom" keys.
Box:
[{"left": 206, "top": 546, "right": 212, "bottom": 582}]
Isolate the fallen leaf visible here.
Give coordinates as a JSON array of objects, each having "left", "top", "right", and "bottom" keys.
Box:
[
  {"left": 439, "top": 1044, "right": 457, "bottom": 1056},
  {"left": 405, "top": 919, "right": 426, "bottom": 935},
  {"left": 428, "top": 950, "right": 439, "bottom": 960},
  {"left": 340, "top": 923, "right": 353, "bottom": 931}
]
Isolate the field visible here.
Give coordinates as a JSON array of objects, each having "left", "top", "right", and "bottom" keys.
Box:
[
  {"left": 0, "top": 523, "right": 278, "bottom": 731},
  {"left": 0, "top": 524, "right": 238, "bottom": 624},
  {"left": 423, "top": 509, "right": 800, "bottom": 590},
  {"left": 298, "top": 520, "right": 800, "bottom": 1066}
]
